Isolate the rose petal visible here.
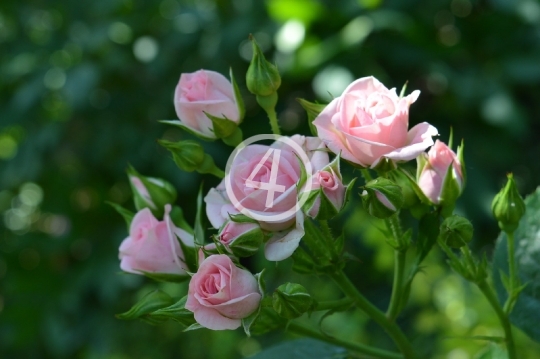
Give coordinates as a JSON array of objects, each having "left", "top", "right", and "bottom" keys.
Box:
[
  {"left": 129, "top": 208, "right": 159, "bottom": 240},
  {"left": 382, "top": 122, "right": 438, "bottom": 163},
  {"left": 192, "top": 305, "right": 241, "bottom": 330},
  {"left": 264, "top": 211, "right": 305, "bottom": 261}
]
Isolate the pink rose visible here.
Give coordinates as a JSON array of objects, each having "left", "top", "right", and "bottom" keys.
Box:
[
  {"left": 174, "top": 70, "right": 240, "bottom": 138},
  {"left": 119, "top": 206, "right": 194, "bottom": 275},
  {"left": 185, "top": 254, "right": 261, "bottom": 330},
  {"left": 418, "top": 140, "right": 464, "bottom": 205},
  {"left": 313, "top": 76, "right": 438, "bottom": 168},
  {"left": 205, "top": 136, "right": 328, "bottom": 261}
]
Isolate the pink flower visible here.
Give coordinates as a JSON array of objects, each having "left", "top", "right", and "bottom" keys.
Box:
[
  {"left": 205, "top": 136, "right": 328, "bottom": 261},
  {"left": 313, "top": 76, "right": 438, "bottom": 168},
  {"left": 418, "top": 140, "right": 464, "bottom": 205},
  {"left": 174, "top": 70, "right": 240, "bottom": 138},
  {"left": 119, "top": 206, "right": 193, "bottom": 275},
  {"left": 185, "top": 254, "right": 261, "bottom": 330}
]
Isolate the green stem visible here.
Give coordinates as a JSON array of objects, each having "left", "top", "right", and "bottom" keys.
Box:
[
  {"left": 329, "top": 270, "right": 416, "bottom": 359},
  {"left": 504, "top": 231, "right": 519, "bottom": 313},
  {"left": 361, "top": 169, "right": 373, "bottom": 182},
  {"left": 476, "top": 280, "right": 517, "bottom": 359},
  {"left": 386, "top": 249, "right": 406, "bottom": 321},
  {"left": 266, "top": 107, "right": 281, "bottom": 135},
  {"left": 208, "top": 167, "right": 225, "bottom": 179},
  {"left": 315, "top": 298, "right": 354, "bottom": 311},
  {"left": 288, "top": 321, "right": 403, "bottom": 359},
  {"left": 385, "top": 215, "right": 408, "bottom": 321}
]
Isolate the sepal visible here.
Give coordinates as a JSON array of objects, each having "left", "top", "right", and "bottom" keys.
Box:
[
  {"left": 107, "top": 202, "right": 134, "bottom": 232},
  {"left": 229, "top": 68, "right": 245, "bottom": 123}
]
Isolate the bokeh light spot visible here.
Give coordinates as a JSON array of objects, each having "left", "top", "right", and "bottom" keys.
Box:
[
  {"left": 0, "top": 134, "right": 17, "bottom": 160},
  {"left": 275, "top": 19, "right": 305, "bottom": 53},
  {"left": 174, "top": 13, "right": 199, "bottom": 34},
  {"left": 43, "top": 67, "right": 66, "bottom": 90},
  {"left": 312, "top": 65, "right": 354, "bottom": 100},
  {"left": 108, "top": 22, "right": 133, "bottom": 44},
  {"left": 133, "top": 36, "right": 159, "bottom": 62}
]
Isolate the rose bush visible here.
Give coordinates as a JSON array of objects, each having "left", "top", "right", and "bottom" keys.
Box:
[
  {"left": 313, "top": 76, "right": 438, "bottom": 168},
  {"left": 174, "top": 70, "right": 240, "bottom": 138},
  {"left": 185, "top": 254, "right": 261, "bottom": 330},
  {"left": 205, "top": 135, "right": 329, "bottom": 261},
  {"left": 119, "top": 206, "right": 194, "bottom": 275}
]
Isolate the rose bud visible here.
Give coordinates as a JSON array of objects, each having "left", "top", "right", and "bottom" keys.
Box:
[
  {"left": 491, "top": 173, "right": 525, "bottom": 233},
  {"left": 172, "top": 69, "right": 243, "bottom": 140},
  {"left": 302, "top": 155, "right": 351, "bottom": 220},
  {"left": 361, "top": 178, "right": 404, "bottom": 219},
  {"left": 272, "top": 282, "right": 314, "bottom": 319},
  {"left": 127, "top": 166, "right": 177, "bottom": 218},
  {"left": 185, "top": 254, "right": 262, "bottom": 330},
  {"left": 439, "top": 215, "right": 473, "bottom": 249},
  {"left": 417, "top": 140, "right": 465, "bottom": 209},
  {"left": 119, "top": 206, "right": 194, "bottom": 278},
  {"left": 158, "top": 139, "right": 224, "bottom": 178},
  {"left": 217, "top": 220, "right": 264, "bottom": 257},
  {"left": 246, "top": 35, "right": 281, "bottom": 98}
]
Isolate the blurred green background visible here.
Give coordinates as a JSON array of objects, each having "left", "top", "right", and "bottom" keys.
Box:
[{"left": 1, "top": 0, "right": 540, "bottom": 358}]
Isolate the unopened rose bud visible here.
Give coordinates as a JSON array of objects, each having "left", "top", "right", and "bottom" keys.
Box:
[
  {"left": 418, "top": 140, "right": 465, "bottom": 208},
  {"left": 158, "top": 140, "right": 204, "bottom": 172},
  {"left": 159, "top": 139, "right": 224, "bottom": 178},
  {"left": 272, "top": 283, "right": 314, "bottom": 319},
  {"left": 246, "top": 35, "right": 281, "bottom": 98},
  {"left": 218, "top": 221, "right": 264, "bottom": 257},
  {"left": 439, "top": 215, "right": 473, "bottom": 248},
  {"left": 491, "top": 173, "right": 525, "bottom": 233},
  {"left": 127, "top": 166, "right": 177, "bottom": 217},
  {"left": 361, "top": 178, "right": 404, "bottom": 219}
]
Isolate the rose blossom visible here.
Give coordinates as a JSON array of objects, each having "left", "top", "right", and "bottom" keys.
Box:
[
  {"left": 119, "top": 206, "right": 193, "bottom": 275},
  {"left": 418, "top": 140, "right": 464, "bottom": 205},
  {"left": 174, "top": 70, "right": 240, "bottom": 138},
  {"left": 185, "top": 254, "right": 261, "bottom": 330},
  {"left": 313, "top": 76, "right": 438, "bottom": 168},
  {"left": 205, "top": 136, "right": 329, "bottom": 261}
]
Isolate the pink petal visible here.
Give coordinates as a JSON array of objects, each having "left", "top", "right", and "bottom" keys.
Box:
[
  {"left": 211, "top": 292, "right": 261, "bottom": 319},
  {"left": 192, "top": 305, "right": 241, "bottom": 330},
  {"left": 383, "top": 122, "right": 438, "bottom": 163},
  {"left": 264, "top": 211, "right": 305, "bottom": 261}
]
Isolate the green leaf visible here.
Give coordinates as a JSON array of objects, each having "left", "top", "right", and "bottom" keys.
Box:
[
  {"left": 297, "top": 98, "right": 327, "bottom": 136},
  {"left": 149, "top": 295, "right": 196, "bottom": 327},
  {"left": 194, "top": 184, "right": 205, "bottom": 246},
  {"left": 159, "top": 120, "right": 216, "bottom": 141},
  {"left": 230, "top": 68, "right": 245, "bottom": 122},
  {"left": 250, "top": 338, "right": 346, "bottom": 359},
  {"left": 141, "top": 271, "right": 190, "bottom": 283},
  {"left": 474, "top": 343, "right": 508, "bottom": 359},
  {"left": 493, "top": 187, "right": 540, "bottom": 343},
  {"left": 205, "top": 112, "right": 237, "bottom": 139},
  {"left": 106, "top": 201, "right": 134, "bottom": 231},
  {"left": 291, "top": 246, "right": 318, "bottom": 274},
  {"left": 116, "top": 290, "right": 174, "bottom": 320}
]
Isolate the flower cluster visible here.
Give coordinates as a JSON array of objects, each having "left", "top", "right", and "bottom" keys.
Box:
[{"left": 112, "top": 37, "right": 527, "bottom": 359}]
